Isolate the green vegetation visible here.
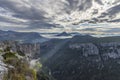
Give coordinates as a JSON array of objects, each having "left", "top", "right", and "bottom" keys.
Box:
[
  {"left": 2, "top": 52, "right": 17, "bottom": 60},
  {"left": 37, "top": 71, "right": 50, "bottom": 80},
  {"left": 0, "top": 45, "right": 52, "bottom": 80},
  {"left": 1, "top": 47, "right": 37, "bottom": 80},
  {"left": 17, "top": 50, "right": 25, "bottom": 56},
  {"left": 0, "top": 49, "right": 3, "bottom": 53}
]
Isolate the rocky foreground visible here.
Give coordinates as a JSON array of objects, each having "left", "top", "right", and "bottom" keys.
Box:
[{"left": 0, "top": 41, "right": 50, "bottom": 80}]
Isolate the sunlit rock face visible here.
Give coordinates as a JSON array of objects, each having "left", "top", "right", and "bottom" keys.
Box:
[
  {"left": 69, "top": 43, "right": 99, "bottom": 57},
  {"left": 12, "top": 43, "right": 41, "bottom": 58},
  {"left": 0, "top": 56, "right": 7, "bottom": 80},
  {"left": 0, "top": 41, "right": 40, "bottom": 58},
  {"left": 69, "top": 42, "right": 120, "bottom": 59}
]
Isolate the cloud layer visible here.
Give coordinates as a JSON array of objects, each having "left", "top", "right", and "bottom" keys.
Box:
[{"left": 0, "top": 0, "right": 120, "bottom": 36}]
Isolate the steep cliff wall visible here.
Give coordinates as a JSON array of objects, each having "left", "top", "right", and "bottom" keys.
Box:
[
  {"left": 43, "top": 41, "right": 120, "bottom": 80},
  {"left": 0, "top": 41, "right": 41, "bottom": 80},
  {"left": 0, "top": 41, "right": 40, "bottom": 59}
]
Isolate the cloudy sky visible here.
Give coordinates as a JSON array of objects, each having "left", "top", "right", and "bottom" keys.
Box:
[{"left": 0, "top": 0, "right": 120, "bottom": 36}]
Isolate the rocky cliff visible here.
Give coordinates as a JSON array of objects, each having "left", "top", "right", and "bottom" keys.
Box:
[
  {"left": 69, "top": 42, "right": 120, "bottom": 59},
  {"left": 0, "top": 41, "right": 40, "bottom": 80},
  {"left": 40, "top": 36, "right": 120, "bottom": 80},
  {"left": 0, "top": 41, "right": 40, "bottom": 59}
]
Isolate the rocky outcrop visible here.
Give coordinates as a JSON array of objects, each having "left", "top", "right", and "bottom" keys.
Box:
[
  {"left": 0, "top": 56, "right": 7, "bottom": 80},
  {"left": 69, "top": 43, "right": 99, "bottom": 57},
  {"left": 69, "top": 42, "right": 120, "bottom": 60},
  {"left": 0, "top": 41, "right": 40, "bottom": 59},
  {"left": 0, "top": 41, "right": 42, "bottom": 80},
  {"left": 42, "top": 40, "right": 120, "bottom": 80}
]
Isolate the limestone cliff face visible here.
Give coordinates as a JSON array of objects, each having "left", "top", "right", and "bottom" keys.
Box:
[
  {"left": 0, "top": 41, "right": 41, "bottom": 80},
  {"left": 0, "top": 41, "right": 40, "bottom": 58},
  {"left": 69, "top": 42, "right": 120, "bottom": 60},
  {"left": 13, "top": 43, "right": 40, "bottom": 59},
  {"left": 69, "top": 43, "right": 99, "bottom": 56},
  {"left": 0, "top": 56, "right": 7, "bottom": 80},
  {"left": 43, "top": 41, "right": 120, "bottom": 80}
]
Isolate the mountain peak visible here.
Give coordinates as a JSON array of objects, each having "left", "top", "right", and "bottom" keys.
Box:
[{"left": 56, "top": 32, "right": 71, "bottom": 36}]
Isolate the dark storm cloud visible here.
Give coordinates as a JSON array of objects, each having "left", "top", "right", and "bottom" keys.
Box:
[
  {"left": 107, "top": 4, "right": 120, "bottom": 15},
  {"left": 0, "top": 0, "right": 119, "bottom": 32},
  {"left": 0, "top": 0, "right": 94, "bottom": 29},
  {"left": 0, "top": 0, "right": 46, "bottom": 20},
  {"left": 0, "top": 0, "right": 53, "bottom": 29},
  {"left": 0, "top": 0, "right": 93, "bottom": 19},
  {"left": 27, "top": 20, "right": 56, "bottom": 29},
  {"left": 81, "top": 28, "right": 97, "bottom": 31},
  {"left": 66, "top": 0, "right": 92, "bottom": 11},
  {"left": 95, "top": 0, "right": 103, "bottom": 5},
  {"left": 0, "top": 15, "right": 26, "bottom": 24}
]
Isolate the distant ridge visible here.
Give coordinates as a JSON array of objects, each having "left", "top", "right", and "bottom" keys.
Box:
[
  {"left": 56, "top": 32, "right": 72, "bottom": 36},
  {"left": 0, "top": 30, "right": 49, "bottom": 43}
]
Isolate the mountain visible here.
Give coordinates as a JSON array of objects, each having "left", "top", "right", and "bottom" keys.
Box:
[
  {"left": 39, "top": 35, "right": 120, "bottom": 80},
  {"left": 56, "top": 32, "right": 71, "bottom": 37},
  {"left": 0, "top": 30, "right": 49, "bottom": 43}
]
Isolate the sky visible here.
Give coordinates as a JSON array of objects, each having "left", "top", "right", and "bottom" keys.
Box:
[{"left": 0, "top": 0, "right": 120, "bottom": 36}]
